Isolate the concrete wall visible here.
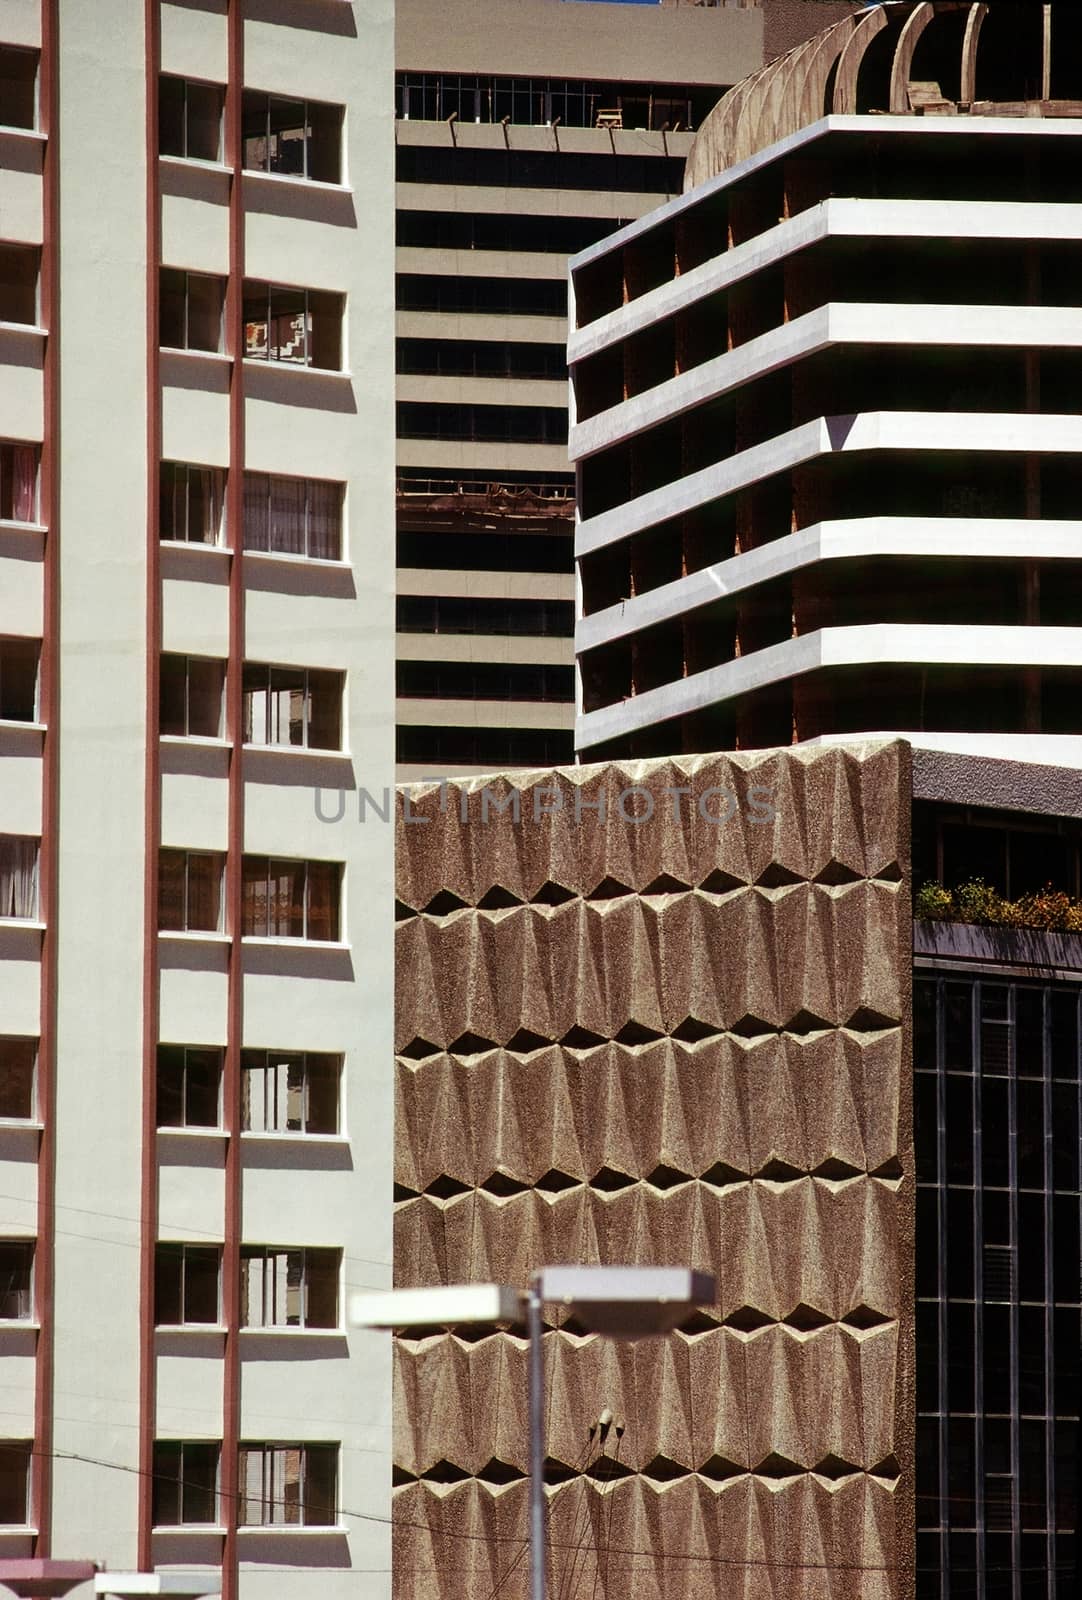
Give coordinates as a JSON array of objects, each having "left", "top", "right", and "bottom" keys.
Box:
[{"left": 393, "top": 740, "right": 915, "bottom": 1600}]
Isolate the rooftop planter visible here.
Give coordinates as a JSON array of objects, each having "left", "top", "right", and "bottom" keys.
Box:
[{"left": 914, "top": 880, "right": 1082, "bottom": 970}]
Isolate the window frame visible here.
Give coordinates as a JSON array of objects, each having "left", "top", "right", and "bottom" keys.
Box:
[
  {"left": 240, "top": 1245, "right": 341, "bottom": 1330},
  {"left": 159, "top": 461, "right": 226, "bottom": 546},
  {"left": 156, "top": 1044, "right": 222, "bottom": 1132},
  {"left": 241, "top": 662, "right": 343, "bottom": 752},
  {"left": 0, "top": 1037, "right": 36, "bottom": 1124},
  {"left": 0, "top": 1440, "right": 31, "bottom": 1528},
  {"left": 0, "top": 835, "right": 40, "bottom": 922},
  {"left": 240, "top": 1050, "right": 341, "bottom": 1137},
  {"left": 158, "top": 73, "right": 225, "bottom": 163},
  {"left": 159, "top": 267, "right": 225, "bottom": 355},
  {"left": 0, "top": 441, "right": 40, "bottom": 524},
  {"left": 238, "top": 1441, "right": 338, "bottom": 1528},
  {"left": 240, "top": 857, "right": 342, "bottom": 943},
  {"left": 157, "top": 849, "right": 224, "bottom": 935},
  {"left": 0, "top": 45, "right": 39, "bottom": 133},
  {"left": 242, "top": 471, "right": 344, "bottom": 562},
  {"left": 0, "top": 637, "right": 40, "bottom": 724},
  {"left": 0, "top": 1240, "right": 34, "bottom": 1323},
  {"left": 241, "top": 279, "right": 344, "bottom": 371},
  {"left": 152, "top": 1440, "right": 222, "bottom": 1528},
  {"left": 159, "top": 653, "right": 226, "bottom": 740},
  {"left": 240, "top": 89, "right": 344, "bottom": 185},
  {"left": 154, "top": 1242, "right": 222, "bottom": 1328}
]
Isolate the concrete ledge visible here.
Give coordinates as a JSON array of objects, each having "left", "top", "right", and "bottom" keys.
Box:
[{"left": 914, "top": 918, "right": 1082, "bottom": 974}]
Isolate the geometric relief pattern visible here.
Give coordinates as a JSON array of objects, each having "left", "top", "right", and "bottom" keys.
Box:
[{"left": 394, "top": 743, "right": 914, "bottom": 1600}]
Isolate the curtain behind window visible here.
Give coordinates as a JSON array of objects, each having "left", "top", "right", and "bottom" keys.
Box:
[
  {"left": 306, "top": 479, "right": 341, "bottom": 559},
  {"left": 243, "top": 472, "right": 270, "bottom": 552},
  {"left": 270, "top": 475, "right": 306, "bottom": 555},
  {"left": 0, "top": 838, "right": 38, "bottom": 919}
]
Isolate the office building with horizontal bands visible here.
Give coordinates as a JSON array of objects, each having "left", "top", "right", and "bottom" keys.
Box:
[
  {"left": 393, "top": 739, "right": 1081, "bottom": 1600},
  {"left": 0, "top": 2, "right": 393, "bottom": 1596},
  {"left": 392, "top": 0, "right": 854, "bottom": 781},
  {"left": 569, "top": 0, "right": 1082, "bottom": 767}
]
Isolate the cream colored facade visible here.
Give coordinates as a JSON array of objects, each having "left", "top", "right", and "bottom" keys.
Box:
[{"left": 0, "top": 2, "right": 394, "bottom": 1596}]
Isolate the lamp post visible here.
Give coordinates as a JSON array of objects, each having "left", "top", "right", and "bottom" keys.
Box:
[{"left": 352, "top": 1264, "right": 715, "bottom": 1600}]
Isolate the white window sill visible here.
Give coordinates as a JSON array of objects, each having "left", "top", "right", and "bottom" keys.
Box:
[
  {"left": 0, "top": 1120, "right": 43, "bottom": 1132},
  {"left": 241, "top": 937, "right": 350, "bottom": 952},
  {"left": 160, "top": 734, "right": 230, "bottom": 749},
  {"left": 0, "top": 125, "right": 45, "bottom": 143},
  {"left": 160, "top": 539, "right": 232, "bottom": 556},
  {"left": 158, "top": 1125, "right": 226, "bottom": 1140},
  {"left": 0, "top": 518, "right": 46, "bottom": 535},
  {"left": 242, "top": 549, "right": 347, "bottom": 571},
  {"left": 237, "top": 1523, "right": 348, "bottom": 1536},
  {"left": 0, "top": 1319, "right": 39, "bottom": 1331},
  {"left": 152, "top": 1525, "right": 227, "bottom": 1536},
  {"left": 158, "top": 929, "right": 230, "bottom": 944},
  {"left": 242, "top": 743, "right": 351, "bottom": 760},
  {"left": 160, "top": 153, "right": 232, "bottom": 176},
  {"left": 242, "top": 168, "right": 352, "bottom": 197},
  {"left": 0, "top": 1525, "right": 38, "bottom": 1535},
  {"left": 0, "top": 918, "right": 44, "bottom": 932},
  {"left": 160, "top": 345, "right": 231, "bottom": 364},
  {"left": 0, "top": 321, "right": 46, "bottom": 339},
  {"left": 0, "top": 720, "right": 44, "bottom": 735},
  {"left": 239, "top": 1325, "right": 343, "bottom": 1338},
  {"left": 155, "top": 1323, "right": 227, "bottom": 1335},
  {"left": 242, "top": 358, "right": 352, "bottom": 380},
  {"left": 240, "top": 1130, "right": 347, "bottom": 1146}
]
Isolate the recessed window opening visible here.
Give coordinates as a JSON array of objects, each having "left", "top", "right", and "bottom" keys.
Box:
[
  {"left": 242, "top": 281, "right": 343, "bottom": 370},
  {"left": 160, "top": 655, "right": 224, "bottom": 739},
  {"left": 241, "top": 1246, "right": 339, "bottom": 1329},
  {"left": 0, "top": 244, "right": 39, "bottom": 326},
  {"left": 242, "top": 664, "right": 342, "bottom": 750},
  {"left": 159, "top": 75, "right": 224, "bottom": 162},
  {"left": 156, "top": 1045, "right": 222, "bottom": 1130},
  {"left": 0, "top": 639, "right": 38, "bottom": 722},
  {"left": 243, "top": 472, "right": 343, "bottom": 560},
  {"left": 0, "top": 47, "right": 38, "bottom": 130},
  {"left": 239, "top": 1443, "right": 337, "bottom": 1527},
  {"left": 159, "top": 462, "right": 225, "bottom": 545},
  {"left": 157, "top": 850, "right": 223, "bottom": 934},
  {"left": 155, "top": 1243, "right": 220, "bottom": 1325},
  {"left": 0, "top": 1441, "right": 31, "bottom": 1526},
  {"left": 0, "top": 1038, "right": 35, "bottom": 1121},
  {"left": 0, "top": 836, "right": 38, "bottom": 920},
  {"left": 0, "top": 442, "right": 38, "bottom": 524},
  {"left": 152, "top": 1441, "right": 220, "bottom": 1526},
  {"left": 160, "top": 269, "right": 225, "bottom": 354},
  {"left": 0, "top": 1241, "right": 33, "bottom": 1320},
  {"left": 242, "top": 91, "right": 342, "bottom": 183},
  {"left": 240, "top": 858, "right": 340, "bottom": 942},
  {"left": 240, "top": 1050, "right": 340, "bottom": 1136}
]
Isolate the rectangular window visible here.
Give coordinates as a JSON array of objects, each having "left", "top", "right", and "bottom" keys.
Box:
[
  {"left": 239, "top": 1443, "right": 337, "bottom": 1527},
  {"left": 0, "top": 1242, "right": 32, "bottom": 1321},
  {"left": 160, "top": 655, "right": 224, "bottom": 739},
  {"left": 0, "top": 1039, "right": 35, "bottom": 1122},
  {"left": 240, "top": 858, "right": 340, "bottom": 942},
  {"left": 0, "top": 47, "right": 38, "bottom": 131},
  {"left": 155, "top": 1244, "right": 220, "bottom": 1326},
  {"left": 242, "top": 664, "right": 342, "bottom": 751},
  {"left": 159, "top": 75, "right": 224, "bottom": 162},
  {"left": 241, "top": 1051, "right": 340, "bottom": 1136},
  {"left": 241, "top": 91, "right": 342, "bottom": 183},
  {"left": 0, "top": 1441, "right": 30, "bottom": 1526},
  {"left": 160, "top": 462, "right": 224, "bottom": 545},
  {"left": 0, "top": 639, "right": 38, "bottom": 722},
  {"left": 242, "top": 281, "right": 343, "bottom": 371},
  {"left": 157, "top": 1045, "right": 221, "bottom": 1130},
  {"left": 158, "top": 850, "right": 223, "bottom": 934},
  {"left": 160, "top": 269, "right": 224, "bottom": 354},
  {"left": 242, "top": 472, "right": 342, "bottom": 561},
  {"left": 152, "top": 1441, "right": 220, "bottom": 1526},
  {"left": 0, "top": 244, "right": 38, "bottom": 327},
  {"left": 0, "top": 837, "right": 38, "bottom": 921},
  {"left": 0, "top": 442, "right": 38, "bottom": 523},
  {"left": 241, "top": 1246, "right": 339, "bottom": 1329}
]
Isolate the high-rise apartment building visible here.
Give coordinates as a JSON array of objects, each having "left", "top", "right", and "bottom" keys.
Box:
[
  {"left": 392, "top": 0, "right": 853, "bottom": 781},
  {"left": 569, "top": 0, "right": 1082, "bottom": 768},
  {"left": 0, "top": 3, "right": 394, "bottom": 1595}
]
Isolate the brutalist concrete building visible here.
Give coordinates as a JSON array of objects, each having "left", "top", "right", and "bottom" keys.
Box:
[
  {"left": 393, "top": 740, "right": 1081, "bottom": 1600},
  {"left": 568, "top": 0, "right": 1082, "bottom": 767}
]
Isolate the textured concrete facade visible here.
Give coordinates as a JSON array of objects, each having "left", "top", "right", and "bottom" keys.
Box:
[{"left": 394, "top": 740, "right": 915, "bottom": 1600}]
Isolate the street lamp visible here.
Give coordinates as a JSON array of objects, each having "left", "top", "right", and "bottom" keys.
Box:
[{"left": 352, "top": 1264, "right": 715, "bottom": 1600}]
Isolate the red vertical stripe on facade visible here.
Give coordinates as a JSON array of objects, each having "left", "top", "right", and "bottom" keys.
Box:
[
  {"left": 222, "top": 3, "right": 246, "bottom": 1594},
  {"left": 33, "top": 0, "right": 61, "bottom": 1557},
  {"left": 138, "top": 0, "right": 162, "bottom": 1569}
]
